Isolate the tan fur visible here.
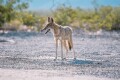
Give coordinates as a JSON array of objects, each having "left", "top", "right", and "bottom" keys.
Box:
[{"left": 41, "top": 17, "right": 76, "bottom": 60}]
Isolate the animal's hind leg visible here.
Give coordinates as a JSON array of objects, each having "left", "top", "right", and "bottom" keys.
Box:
[{"left": 69, "top": 37, "right": 76, "bottom": 60}]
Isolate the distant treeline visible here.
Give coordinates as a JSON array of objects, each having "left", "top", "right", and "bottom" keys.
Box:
[{"left": 0, "top": 0, "right": 120, "bottom": 32}]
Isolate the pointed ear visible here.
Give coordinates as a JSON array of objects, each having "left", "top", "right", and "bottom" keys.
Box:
[
  {"left": 48, "top": 17, "right": 51, "bottom": 22},
  {"left": 51, "top": 17, "right": 54, "bottom": 23}
]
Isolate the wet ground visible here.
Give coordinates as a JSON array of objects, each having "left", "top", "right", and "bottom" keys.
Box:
[{"left": 0, "top": 31, "right": 120, "bottom": 80}]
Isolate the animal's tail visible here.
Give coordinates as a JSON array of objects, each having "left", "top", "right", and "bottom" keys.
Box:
[{"left": 68, "top": 37, "right": 73, "bottom": 50}]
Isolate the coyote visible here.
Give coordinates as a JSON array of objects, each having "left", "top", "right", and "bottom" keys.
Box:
[{"left": 41, "top": 17, "right": 76, "bottom": 60}]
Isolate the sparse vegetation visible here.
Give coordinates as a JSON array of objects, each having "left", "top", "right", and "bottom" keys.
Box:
[
  {"left": 53, "top": 5, "right": 120, "bottom": 31},
  {"left": 0, "top": 0, "right": 120, "bottom": 32}
]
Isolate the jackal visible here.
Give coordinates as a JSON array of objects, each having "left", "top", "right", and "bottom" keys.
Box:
[{"left": 41, "top": 17, "right": 76, "bottom": 60}]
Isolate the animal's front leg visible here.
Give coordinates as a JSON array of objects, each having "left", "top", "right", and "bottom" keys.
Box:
[
  {"left": 54, "top": 39, "right": 58, "bottom": 61},
  {"left": 63, "top": 40, "right": 68, "bottom": 60},
  {"left": 61, "top": 40, "right": 63, "bottom": 60}
]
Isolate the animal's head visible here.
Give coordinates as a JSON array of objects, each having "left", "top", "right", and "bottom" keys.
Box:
[{"left": 41, "top": 17, "right": 54, "bottom": 34}]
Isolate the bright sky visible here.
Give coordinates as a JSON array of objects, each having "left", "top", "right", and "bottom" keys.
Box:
[{"left": 28, "top": 0, "right": 120, "bottom": 10}]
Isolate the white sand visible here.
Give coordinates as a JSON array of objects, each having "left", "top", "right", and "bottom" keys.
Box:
[{"left": 0, "top": 69, "right": 113, "bottom": 80}]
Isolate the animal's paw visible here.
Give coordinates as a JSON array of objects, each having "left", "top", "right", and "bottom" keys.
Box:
[
  {"left": 62, "top": 58, "right": 66, "bottom": 61},
  {"left": 54, "top": 59, "right": 57, "bottom": 61},
  {"left": 73, "top": 58, "right": 76, "bottom": 60}
]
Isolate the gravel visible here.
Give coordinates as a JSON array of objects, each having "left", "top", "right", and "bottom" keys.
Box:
[{"left": 0, "top": 31, "right": 120, "bottom": 80}]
